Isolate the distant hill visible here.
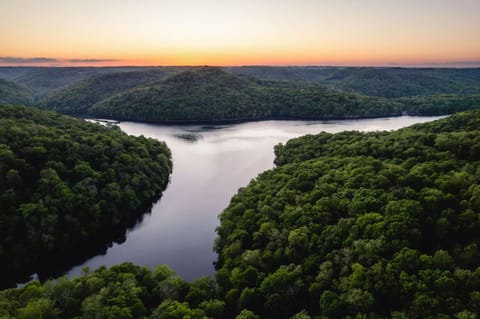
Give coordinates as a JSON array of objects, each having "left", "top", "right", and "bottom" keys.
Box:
[
  {"left": 88, "top": 67, "right": 402, "bottom": 122},
  {"left": 0, "top": 66, "right": 182, "bottom": 97},
  {"left": 230, "top": 67, "right": 480, "bottom": 98},
  {"left": 12, "top": 67, "right": 118, "bottom": 96},
  {"left": 399, "top": 94, "right": 480, "bottom": 115},
  {"left": 0, "top": 67, "right": 33, "bottom": 81},
  {"left": 39, "top": 69, "right": 175, "bottom": 113},
  {"left": 1, "top": 66, "right": 480, "bottom": 122},
  {"left": 3, "top": 66, "right": 479, "bottom": 99},
  {"left": 0, "top": 79, "right": 34, "bottom": 105}
]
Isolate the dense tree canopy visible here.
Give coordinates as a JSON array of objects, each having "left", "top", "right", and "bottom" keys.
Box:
[
  {"left": 6, "top": 67, "right": 141, "bottom": 96},
  {"left": 215, "top": 109, "right": 480, "bottom": 318},
  {"left": 39, "top": 69, "right": 178, "bottom": 114},
  {"left": 1, "top": 107, "right": 480, "bottom": 319},
  {"left": 48, "top": 67, "right": 480, "bottom": 122},
  {"left": 2, "top": 66, "right": 480, "bottom": 122},
  {"left": 4, "top": 66, "right": 479, "bottom": 100},
  {"left": 0, "top": 79, "right": 33, "bottom": 105},
  {"left": 230, "top": 67, "right": 480, "bottom": 98},
  {"left": 0, "top": 105, "right": 172, "bottom": 287},
  {"left": 0, "top": 263, "right": 225, "bottom": 319},
  {"left": 399, "top": 94, "right": 480, "bottom": 115},
  {"left": 88, "top": 67, "right": 403, "bottom": 122}
]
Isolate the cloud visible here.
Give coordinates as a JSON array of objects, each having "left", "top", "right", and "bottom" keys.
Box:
[
  {"left": 66, "top": 58, "right": 118, "bottom": 63},
  {"left": 0, "top": 56, "right": 120, "bottom": 65},
  {"left": 0, "top": 56, "right": 60, "bottom": 64}
]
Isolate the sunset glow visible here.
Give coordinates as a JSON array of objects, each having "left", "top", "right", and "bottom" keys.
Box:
[{"left": 1, "top": 0, "right": 479, "bottom": 66}]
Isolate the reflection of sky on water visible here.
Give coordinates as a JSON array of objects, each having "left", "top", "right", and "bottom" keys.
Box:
[{"left": 68, "top": 115, "right": 443, "bottom": 280}]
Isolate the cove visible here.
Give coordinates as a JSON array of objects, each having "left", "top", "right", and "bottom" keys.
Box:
[{"left": 67, "top": 116, "right": 443, "bottom": 280}]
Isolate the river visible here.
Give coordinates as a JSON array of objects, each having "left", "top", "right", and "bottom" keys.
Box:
[{"left": 67, "top": 116, "right": 443, "bottom": 280}]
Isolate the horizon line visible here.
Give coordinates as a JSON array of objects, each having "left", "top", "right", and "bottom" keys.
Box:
[{"left": 1, "top": 64, "right": 480, "bottom": 69}]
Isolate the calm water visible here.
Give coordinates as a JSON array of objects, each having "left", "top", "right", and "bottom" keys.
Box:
[{"left": 68, "top": 116, "right": 442, "bottom": 280}]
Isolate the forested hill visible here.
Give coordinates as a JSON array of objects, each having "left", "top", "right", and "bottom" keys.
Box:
[
  {"left": 1, "top": 66, "right": 480, "bottom": 122},
  {"left": 273, "top": 108, "right": 480, "bottom": 166},
  {"left": 4, "top": 66, "right": 480, "bottom": 99},
  {"left": 87, "top": 67, "right": 480, "bottom": 123},
  {"left": 215, "top": 109, "right": 480, "bottom": 318},
  {"left": 0, "top": 79, "right": 33, "bottom": 105},
  {"left": 0, "top": 105, "right": 172, "bottom": 287},
  {"left": 0, "top": 67, "right": 145, "bottom": 96},
  {"left": 86, "top": 67, "right": 403, "bottom": 122},
  {"left": 1, "top": 110, "right": 480, "bottom": 318},
  {"left": 229, "top": 67, "right": 480, "bottom": 98},
  {"left": 40, "top": 68, "right": 176, "bottom": 114}
]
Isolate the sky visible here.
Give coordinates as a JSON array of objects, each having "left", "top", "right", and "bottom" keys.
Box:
[{"left": 0, "top": 0, "right": 479, "bottom": 66}]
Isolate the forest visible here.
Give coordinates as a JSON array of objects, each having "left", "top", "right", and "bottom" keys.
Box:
[
  {"left": 1, "top": 66, "right": 479, "bottom": 123},
  {"left": 215, "top": 109, "right": 480, "bottom": 318},
  {"left": 229, "top": 67, "right": 480, "bottom": 98},
  {"left": 0, "top": 79, "right": 33, "bottom": 106},
  {"left": 0, "top": 109, "right": 479, "bottom": 318},
  {"left": 0, "top": 105, "right": 172, "bottom": 287},
  {"left": 87, "top": 67, "right": 403, "bottom": 122}
]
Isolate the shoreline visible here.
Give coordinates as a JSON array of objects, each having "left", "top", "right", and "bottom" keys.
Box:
[{"left": 80, "top": 111, "right": 446, "bottom": 127}]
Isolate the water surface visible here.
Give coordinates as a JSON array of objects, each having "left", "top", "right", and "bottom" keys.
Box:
[{"left": 68, "top": 116, "right": 442, "bottom": 280}]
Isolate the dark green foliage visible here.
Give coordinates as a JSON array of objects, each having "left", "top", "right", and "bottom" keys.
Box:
[
  {"left": 0, "top": 67, "right": 183, "bottom": 98},
  {"left": 227, "top": 66, "right": 336, "bottom": 83},
  {"left": 323, "top": 68, "right": 480, "bottom": 98},
  {"left": 399, "top": 94, "right": 480, "bottom": 115},
  {"left": 3, "top": 66, "right": 480, "bottom": 121},
  {"left": 274, "top": 109, "right": 480, "bottom": 166},
  {"left": 215, "top": 109, "right": 480, "bottom": 318},
  {"left": 0, "top": 105, "right": 172, "bottom": 286},
  {"left": 13, "top": 67, "right": 141, "bottom": 96},
  {"left": 231, "top": 67, "right": 480, "bottom": 98},
  {"left": 4, "top": 66, "right": 480, "bottom": 100},
  {"left": 2, "top": 102, "right": 480, "bottom": 318},
  {"left": 0, "top": 263, "right": 223, "bottom": 319},
  {"left": 39, "top": 69, "right": 179, "bottom": 114},
  {"left": 0, "top": 79, "right": 34, "bottom": 105},
  {"left": 89, "top": 67, "right": 402, "bottom": 122},
  {"left": 12, "top": 67, "right": 117, "bottom": 96}
]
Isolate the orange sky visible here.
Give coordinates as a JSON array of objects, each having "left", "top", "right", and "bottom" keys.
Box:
[{"left": 0, "top": 0, "right": 479, "bottom": 66}]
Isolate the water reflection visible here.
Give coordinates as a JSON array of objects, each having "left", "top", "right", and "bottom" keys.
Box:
[{"left": 174, "top": 133, "right": 203, "bottom": 142}]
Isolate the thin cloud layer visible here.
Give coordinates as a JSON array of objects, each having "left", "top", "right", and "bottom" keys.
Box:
[
  {"left": 0, "top": 57, "right": 59, "bottom": 63},
  {"left": 67, "top": 58, "right": 118, "bottom": 63},
  {"left": 0, "top": 56, "right": 118, "bottom": 65}
]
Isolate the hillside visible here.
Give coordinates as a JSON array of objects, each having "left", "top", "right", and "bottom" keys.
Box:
[
  {"left": 231, "top": 67, "right": 480, "bottom": 98},
  {"left": 3, "top": 66, "right": 480, "bottom": 98},
  {"left": 0, "top": 79, "right": 34, "bottom": 105},
  {"left": 0, "top": 67, "right": 179, "bottom": 97},
  {"left": 322, "top": 68, "right": 480, "bottom": 98},
  {"left": 0, "top": 67, "right": 33, "bottom": 81},
  {"left": 39, "top": 69, "right": 175, "bottom": 113},
  {"left": 13, "top": 67, "right": 117, "bottom": 96},
  {"left": 0, "top": 105, "right": 172, "bottom": 287},
  {"left": 1, "top": 67, "right": 480, "bottom": 122},
  {"left": 89, "top": 67, "right": 402, "bottom": 122},
  {"left": 399, "top": 94, "right": 480, "bottom": 115},
  {"left": 89, "top": 67, "right": 269, "bottom": 122}
]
